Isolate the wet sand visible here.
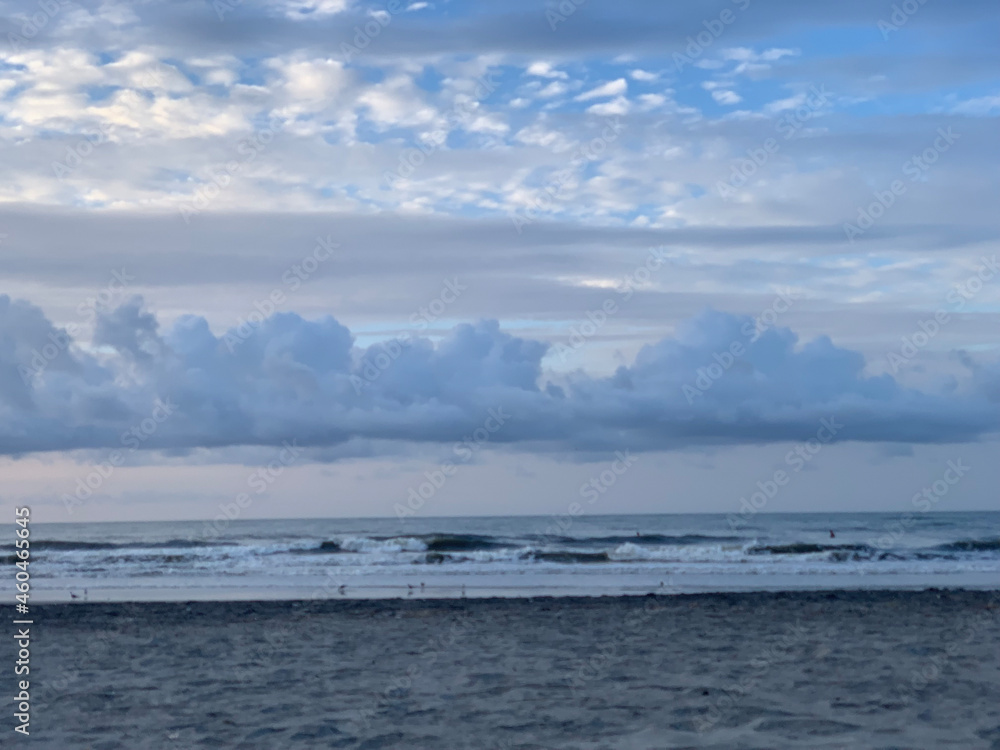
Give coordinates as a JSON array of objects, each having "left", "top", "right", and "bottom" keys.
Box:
[{"left": 18, "top": 589, "right": 1000, "bottom": 749}]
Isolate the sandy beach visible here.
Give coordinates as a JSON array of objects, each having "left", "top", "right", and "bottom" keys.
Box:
[{"left": 17, "top": 589, "right": 1000, "bottom": 749}]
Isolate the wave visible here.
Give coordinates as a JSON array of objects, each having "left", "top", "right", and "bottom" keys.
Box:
[
  {"left": 534, "top": 551, "right": 611, "bottom": 564},
  {"left": 423, "top": 534, "right": 514, "bottom": 552},
  {"left": 3, "top": 539, "right": 234, "bottom": 553},
  {"left": 423, "top": 550, "right": 611, "bottom": 565},
  {"left": 541, "top": 533, "right": 741, "bottom": 547},
  {"left": 337, "top": 536, "right": 426, "bottom": 553},
  {"left": 935, "top": 537, "right": 1000, "bottom": 553},
  {"left": 31, "top": 541, "right": 119, "bottom": 551},
  {"left": 18, "top": 529, "right": 1000, "bottom": 572},
  {"left": 748, "top": 543, "right": 872, "bottom": 556},
  {"left": 295, "top": 534, "right": 517, "bottom": 555}
]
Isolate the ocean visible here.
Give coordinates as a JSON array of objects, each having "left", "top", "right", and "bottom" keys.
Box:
[{"left": 9, "top": 512, "right": 1000, "bottom": 602}]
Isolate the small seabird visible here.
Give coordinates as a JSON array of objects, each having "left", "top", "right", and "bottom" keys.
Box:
[
  {"left": 338, "top": 584, "right": 346, "bottom": 595},
  {"left": 69, "top": 592, "right": 79, "bottom": 600},
  {"left": 420, "top": 582, "right": 425, "bottom": 590},
  {"left": 829, "top": 530, "right": 836, "bottom": 539}
]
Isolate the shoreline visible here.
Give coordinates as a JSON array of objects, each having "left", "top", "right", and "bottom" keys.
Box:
[
  {"left": 21, "top": 574, "right": 1000, "bottom": 604},
  {"left": 28, "top": 584, "right": 1000, "bottom": 609}
]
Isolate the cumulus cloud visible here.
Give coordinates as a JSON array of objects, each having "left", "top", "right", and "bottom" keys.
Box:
[
  {"left": 951, "top": 93, "right": 1000, "bottom": 116},
  {"left": 3, "top": 297, "right": 997, "bottom": 459},
  {"left": 629, "top": 69, "right": 659, "bottom": 82},
  {"left": 710, "top": 90, "right": 742, "bottom": 105},
  {"left": 267, "top": 0, "right": 352, "bottom": 19},
  {"left": 575, "top": 79, "right": 627, "bottom": 101},
  {"left": 721, "top": 46, "right": 799, "bottom": 75},
  {"left": 586, "top": 96, "right": 631, "bottom": 116},
  {"left": 526, "top": 62, "right": 568, "bottom": 79}
]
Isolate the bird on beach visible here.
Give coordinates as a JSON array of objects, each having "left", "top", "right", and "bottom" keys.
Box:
[
  {"left": 338, "top": 584, "right": 346, "bottom": 595},
  {"left": 829, "top": 530, "right": 836, "bottom": 538},
  {"left": 69, "top": 592, "right": 79, "bottom": 600}
]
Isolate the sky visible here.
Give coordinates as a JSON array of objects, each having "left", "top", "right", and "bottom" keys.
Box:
[{"left": 1, "top": 0, "right": 999, "bottom": 523}]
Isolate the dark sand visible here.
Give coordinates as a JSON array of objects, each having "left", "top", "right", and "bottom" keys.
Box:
[{"left": 15, "top": 589, "right": 1000, "bottom": 749}]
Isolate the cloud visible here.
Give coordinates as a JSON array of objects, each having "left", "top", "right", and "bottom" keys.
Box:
[
  {"left": 637, "top": 93, "right": 667, "bottom": 110},
  {"left": 720, "top": 46, "right": 799, "bottom": 75},
  {"left": 951, "top": 93, "right": 1000, "bottom": 116},
  {"left": 3, "top": 297, "right": 997, "bottom": 459},
  {"left": 537, "top": 81, "right": 568, "bottom": 98},
  {"left": 586, "top": 96, "right": 630, "bottom": 116},
  {"left": 267, "top": 0, "right": 352, "bottom": 19},
  {"left": 629, "top": 69, "right": 659, "bottom": 82},
  {"left": 526, "top": 62, "right": 568, "bottom": 79},
  {"left": 711, "top": 90, "right": 742, "bottom": 105},
  {"left": 575, "top": 79, "right": 627, "bottom": 102}
]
